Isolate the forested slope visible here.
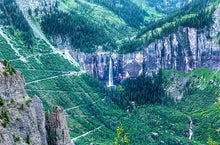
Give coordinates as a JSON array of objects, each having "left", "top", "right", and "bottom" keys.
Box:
[
  {"left": 0, "top": 0, "right": 219, "bottom": 144},
  {"left": 120, "top": 0, "right": 220, "bottom": 53}
]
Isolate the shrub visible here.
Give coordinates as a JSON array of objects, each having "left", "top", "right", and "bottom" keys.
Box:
[
  {"left": 26, "top": 99, "right": 32, "bottom": 105},
  {"left": 18, "top": 104, "right": 24, "bottom": 111},
  {"left": 11, "top": 99, "right": 14, "bottom": 104},
  {"left": 25, "top": 135, "right": 30, "bottom": 144},
  {"left": 15, "top": 136, "right": 20, "bottom": 142},
  {"left": 0, "top": 97, "right": 4, "bottom": 106},
  {"left": 1, "top": 109, "right": 9, "bottom": 128},
  {"left": 2, "top": 118, "right": 8, "bottom": 128},
  {"left": 3, "top": 71, "right": 8, "bottom": 77},
  {"left": 52, "top": 106, "right": 58, "bottom": 111},
  {"left": 3, "top": 60, "right": 8, "bottom": 66}
]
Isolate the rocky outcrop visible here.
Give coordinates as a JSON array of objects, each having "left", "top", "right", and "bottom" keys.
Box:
[
  {"left": 72, "top": 4, "right": 220, "bottom": 84},
  {"left": 0, "top": 62, "right": 27, "bottom": 102},
  {"left": 0, "top": 61, "right": 47, "bottom": 144},
  {"left": 48, "top": 106, "right": 71, "bottom": 145},
  {"left": 32, "top": 95, "right": 47, "bottom": 145},
  {"left": 0, "top": 61, "right": 71, "bottom": 145}
]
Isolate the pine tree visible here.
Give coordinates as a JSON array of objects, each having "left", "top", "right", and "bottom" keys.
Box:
[{"left": 114, "top": 124, "right": 130, "bottom": 145}]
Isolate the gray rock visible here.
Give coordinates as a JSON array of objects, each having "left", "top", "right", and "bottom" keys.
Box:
[
  {"left": 33, "top": 95, "right": 47, "bottom": 145},
  {"left": 0, "top": 61, "right": 71, "bottom": 145},
  {"left": 48, "top": 106, "right": 71, "bottom": 145},
  {"left": 71, "top": 4, "right": 220, "bottom": 83}
]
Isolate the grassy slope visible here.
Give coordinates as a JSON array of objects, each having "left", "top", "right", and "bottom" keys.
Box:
[
  {"left": 0, "top": 26, "right": 126, "bottom": 144},
  {"left": 0, "top": 1, "right": 219, "bottom": 144},
  {"left": 0, "top": 27, "right": 191, "bottom": 144},
  {"left": 59, "top": 0, "right": 189, "bottom": 43},
  {"left": 131, "top": 0, "right": 188, "bottom": 22},
  {"left": 59, "top": 0, "right": 135, "bottom": 41},
  {"left": 165, "top": 68, "right": 220, "bottom": 144},
  {"left": 1, "top": 27, "right": 220, "bottom": 144}
]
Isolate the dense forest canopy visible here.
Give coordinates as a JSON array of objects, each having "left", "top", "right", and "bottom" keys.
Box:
[
  {"left": 41, "top": 8, "right": 113, "bottom": 53},
  {"left": 85, "top": 0, "right": 148, "bottom": 28},
  {"left": 107, "top": 69, "right": 166, "bottom": 110}
]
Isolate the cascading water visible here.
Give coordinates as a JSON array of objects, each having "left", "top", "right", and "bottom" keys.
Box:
[
  {"left": 188, "top": 116, "right": 193, "bottom": 140},
  {"left": 108, "top": 57, "right": 114, "bottom": 87}
]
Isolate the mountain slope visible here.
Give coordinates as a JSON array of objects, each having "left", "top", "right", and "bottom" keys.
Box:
[
  {"left": 0, "top": 0, "right": 219, "bottom": 144},
  {"left": 120, "top": 0, "right": 220, "bottom": 53}
]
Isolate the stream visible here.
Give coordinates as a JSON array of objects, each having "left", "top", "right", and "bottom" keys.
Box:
[{"left": 188, "top": 115, "right": 193, "bottom": 140}]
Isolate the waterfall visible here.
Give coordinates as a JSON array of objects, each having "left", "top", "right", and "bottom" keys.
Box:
[
  {"left": 188, "top": 115, "right": 193, "bottom": 140},
  {"left": 108, "top": 57, "right": 114, "bottom": 87}
]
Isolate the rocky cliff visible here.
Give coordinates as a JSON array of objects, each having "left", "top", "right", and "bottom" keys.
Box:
[
  {"left": 72, "top": 4, "right": 220, "bottom": 84},
  {"left": 47, "top": 106, "right": 71, "bottom": 145},
  {"left": 15, "top": 0, "right": 220, "bottom": 85},
  {"left": 0, "top": 60, "right": 71, "bottom": 145}
]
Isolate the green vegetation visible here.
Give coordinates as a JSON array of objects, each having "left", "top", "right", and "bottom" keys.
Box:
[
  {"left": 12, "top": 134, "right": 21, "bottom": 142},
  {"left": 114, "top": 124, "right": 130, "bottom": 145},
  {"left": 18, "top": 104, "right": 24, "bottom": 111},
  {"left": 0, "top": 0, "right": 218, "bottom": 144},
  {"left": 84, "top": 0, "right": 147, "bottom": 28},
  {"left": 41, "top": 7, "right": 112, "bottom": 53},
  {"left": 207, "top": 136, "right": 219, "bottom": 145},
  {"left": 0, "top": 108, "right": 9, "bottom": 128},
  {"left": 207, "top": 96, "right": 220, "bottom": 145},
  {"left": 107, "top": 69, "right": 165, "bottom": 109},
  {"left": 25, "top": 135, "right": 30, "bottom": 144},
  {"left": 0, "top": 0, "right": 34, "bottom": 48},
  {"left": 103, "top": 68, "right": 220, "bottom": 144},
  {"left": 123, "top": 105, "right": 191, "bottom": 144},
  {"left": 2, "top": 59, "right": 16, "bottom": 77},
  {"left": 0, "top": 97, "right": 4, "bottom": 106},
  {"left": 0, "top": 35, "right": 19, "bottom": 60},
  {"left": 0, "top": 38, "right": 218, "bottom": 144},
  {"left": 26, "top": 99, "right": 32, "bottom": 106},
  {"left": 59, "top": 0, "right": 135, "bottom": 43},
  {"left": 167, "top": 69, "right": 220, "bottom": 144},
  {"left": 119, "top": 0, "right": 220, "bottom": 53}
]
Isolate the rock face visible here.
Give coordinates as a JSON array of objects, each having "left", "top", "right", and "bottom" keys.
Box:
[
  {"left": 15, "top": 0, "right": 220, "bottom": 85},
  {"left": 0, "top": 62, "right": 27, "bottom": 102},
  {"left": 72, "top": 4, "right": 220, "bottom": 84},
  {"left": 32, "top": 95, "right": 47, "bottom": 145},
  {"left": 0, "top": 61, "right": 47, "bottom": 144},
  {"left": 0, "top": 61, "right": 71, "bottom": 145},
  {"left": 48, "top": 107, "right": 71, "bottom": 145}
]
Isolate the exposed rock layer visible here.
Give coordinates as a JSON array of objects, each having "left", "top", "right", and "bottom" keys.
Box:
[
  {"left": 0, "top": 61, "right": 71, "bottom": 145},
  {"left": 48, "top": 107, "right": 71, "bottom": 145},
  {"left": 72, "top": 3, "right": 220, "bottom": 83}
]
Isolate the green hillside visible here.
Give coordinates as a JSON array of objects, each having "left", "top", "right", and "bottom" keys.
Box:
[
  {"left": 106, "top": 68, "right": 220, "bottom": 144},
  {"left": 0, "top": 0, "right": 219, "bottom": 144},
  {"left": 0, "top": 28, "right": 219, "bottom": 143},
  {"left": 119, "top": 0, "right": 220, "bottom": 53},
  {"left": 37, "top": 0, "right": 192, "bottom": 53}
]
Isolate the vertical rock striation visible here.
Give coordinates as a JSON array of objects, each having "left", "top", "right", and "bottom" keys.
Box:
[
  {"left": 32, "top": 95, "right": 47, "bottom": 145},
  {"left": 0, "top": 60, "right": 71, "bottom": 145},
  {"left": 72, "top": 4, "right": 220, "bottom": 83},
  {"left": 48, "top": 106, "right": 71, "bottom": 145}
]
